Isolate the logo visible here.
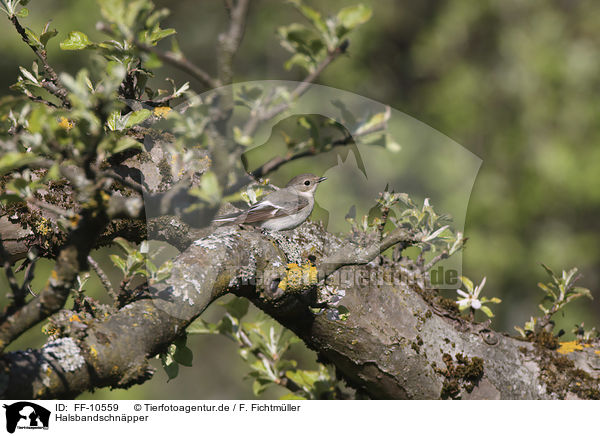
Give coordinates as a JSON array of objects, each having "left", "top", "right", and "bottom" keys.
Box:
[{"left": 3, "top": 402, "right": 50, "bottom": 433}]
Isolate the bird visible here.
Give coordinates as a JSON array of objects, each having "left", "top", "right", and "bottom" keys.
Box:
[{"left": 213, "top": 173, "right": 327, "bottom": 231}]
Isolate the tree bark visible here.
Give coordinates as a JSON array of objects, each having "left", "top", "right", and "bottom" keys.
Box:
[{"left": 0, "top": 222, "right": 598, "bottom": 399}]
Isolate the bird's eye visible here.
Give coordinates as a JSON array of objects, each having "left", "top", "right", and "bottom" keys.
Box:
[{"left": 304, "top": 180, "right": 310, "bottom": 186}]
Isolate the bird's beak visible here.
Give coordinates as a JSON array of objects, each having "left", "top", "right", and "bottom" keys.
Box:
[{"left": 317, "top": 177, "right": 327, "bottom": 183}]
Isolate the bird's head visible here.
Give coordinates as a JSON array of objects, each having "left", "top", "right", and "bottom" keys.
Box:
[{"left": 286, "top": 173, "right": 327, "bottom": 193}]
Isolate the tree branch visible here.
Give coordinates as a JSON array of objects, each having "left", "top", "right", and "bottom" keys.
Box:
[
  {"left": 250, "top": 114, "right": 386, "bottom": 181},
  {"left": 217, "top": 0, "right": 250, "bottom": 85},
  {"left": 134, "top": 41, "right": 219, "bottom": 89},
  {"left": 242, "top": 40, "right": 349, "bottom": 138},
  {"left": 95, "top": 20, "right": 219, "bottom": 90},
  {"left": 317, "top": 226, "right": 416, "bottom": 281},
  {"left": 0, "top": 193, "right": 110, "bottom": 352},
  {"left": 0, "top": 239, "right": 21, "bottom": 299},
  {"left": 87, "top": 255, "right": 117, "bottom": 302},
  {"left": 2, "top": 222, "right": 597, "bottom": 399},
  {"left": 9, "top": 15, "right": 71, "bottom": 108}
]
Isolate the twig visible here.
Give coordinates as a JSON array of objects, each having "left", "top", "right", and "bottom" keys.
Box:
[
  {"left": 87, "top": 255, "right": 117, "bottom": 301},
  {"left": 423, "top": 250, "right": 449, "bottom": 273},
  {"left": 238, "top": 328, "right": 303, "bottom": 394},
  {"left": 20, "top": 249, "right": 39, "bottom": 298},
  {"left": 20, "top": 93, "right": 59, "bottom": 108},
  {"left": 377, "top": 206, "right": 390, "bottom": 239},
  {"left": 224, "top": 109, "right": 384, "bottom": 196},
  {"left": 318, "top": 226, "right": 417, "bottom": 281},
  {"left": 134, "top": 41, "right": 219, "bottom": 89},
  {"left": 217, "top": 0, "right": 250, "bottom": 85},
  {"left": 9, "top": 15, "right": 71, "bottom": 108},
  {"left": 29, "top": 197, "right": 72, "bottom": 218},
  {"left": 242, "top": 40, "right": 349, "bottom": 138},
  {"left": 95, "top": 20, "right": 219, "bottom": 89},
  {"left": 248, "top": 135, "right": 352, "bottom": 182},
  {"left": 102, "top": 169, "right": 146, "bottom": 194},
  {"left": 237, "top": 111, "right": 384, "bottom": 188},
  {"left": 0, "top": 187, "right": 111, "bottom": 352}
]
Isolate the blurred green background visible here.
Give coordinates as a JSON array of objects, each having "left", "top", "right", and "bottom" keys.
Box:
[{"left": 1, "top": 0, "right": 599, "bottom": 398}]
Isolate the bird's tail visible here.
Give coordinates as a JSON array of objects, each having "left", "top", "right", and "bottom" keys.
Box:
[{"left": 212, "top": 211, "right": 245, "bottom": 226}]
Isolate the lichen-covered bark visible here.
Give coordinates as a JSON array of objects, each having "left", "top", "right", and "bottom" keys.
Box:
[{"left": 0, "top": 223, "right": 599, "bottom": 399}]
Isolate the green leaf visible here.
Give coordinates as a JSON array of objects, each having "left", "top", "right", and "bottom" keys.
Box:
[
  {"left": 537, "top": 281, "right": 556, "bottom": 298},
  {"left": 124, "top": 109, "right": 151, "bottom": 128},
  {"left": 40, "top": 28, "right": 58, "bottom": 48},
  {"left": 541, "top": 263, "right": 557, "bottom": 280},
  {"left": 385, "top": 134, "right": 402, "bottom": 152},
  {"left": 252, "top": 378, "right": 272, "bottom": 396},
  {"left": 331, "top": 99, "right": 357, "bottom": 127},
  {"left": 337, "top": 4, "right": 372, "bottom": 32},
  {"left": 149, "top": 28, "right": 176, "bottom": 44},
  {"left": 571, "top": 286, "right": 593, "bottom": 300},
  {"left": 283, "top": 53, "right": 313, "bottom": 72},
  {"left": 172, "top": 337, "right": 193, "bottom": 367},
  {"left": 191, "top": 171, "right": 221, "bottom": 205},
  {"left": 480, "top": 305, "right": 494, "bottom": 318},
  {"left": 514, "top": 326, "right": 526, "bottom": 337},
  {"left": 0, "top": 194, "right": 24, "bottom": 205},
  {"left": 233, "top": 125, "right": 252, "bottom": 146},
  {"left": 288, "top": 0, "right": 327, "bottom": 35},
  {"left": 459, "top": 276, "right": 474, "bottom": 294},
  {"left": 155, "top": 260, "right": 173, "bottom": 283},
  {"left": 18, "top": 66, "right": 38, "bottom": 85},
  {"left": 186, "top": 319, "right": 218, "bottom": 334},
  {"left": 423, "top": 225, "right": 450, "bottom": 242},
  {"left": 24, "top": 27, "right": 42, "bottom": 49},
  {"left": 286, "top": 369, "right": 319, "bottom": 388},
  {"left": 249, "top": 359, "right": 268, "bottom": 374},
  {"left": 278, "top": 22, "right": 323, "bottom": 56},
  {"left": 279, "top": 393, "right": 306, "bottom": 400},
  {"left": 145, "top": 259, "right": 157, "bottom": 275},
  {"left": 563, "top": 267, "right": 578, "bottom": 284},
  {"left": 337, "top": 305, "right": 350, "bottom": 321},
  {"left": 15, "top": 6, "right": 28, "bottom": 17},
  {"left": 217, "top": 316, "right": 234, "bottom": 336},
  {"left": 237, "top": 85, "right": 263, "bottom": 102},
  {"left": 126, "top": 252, "right": 145, "bottom": 273},
  {"left": 113, "top": 236, "right": 136, "bottom": 255},
  {"left": 107, "top": 111, "right": 125, "bottom": 131},
  {"left": 113, "top": 136, "right": 144, "bottom": 154},
  {"left": 60, "top": 31, "right": 92, "bottom": 50},
  {"left": 353, "top": 109, "right": 389, "bottom": 136},
  {"left": 219, "top": 297, "right": 249, "bottom": 320},
  {"left": 109, "top": 254, "right": 127, "bottom": 273},
  {"left": 0, "top": 152, "right": 39, "bottom": 176},
  {"left": 8, "top": 178, "right": 29, "bottom": 193},
  {"left": 98, "top": 0, "right": 125, "bottom": 24},
  {"left": 160, "top": 353, "right": 179, "bottom": 381}
]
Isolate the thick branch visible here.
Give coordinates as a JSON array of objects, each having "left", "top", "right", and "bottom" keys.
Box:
[
  {"left": 0, "top": 227, "right": 272, "bottom": 398},
  {"left": 0, "top": 200, "right": 110, "bottom": 352},
  {"left": 1, "top": 223, "right": 598, "bottom": 399}
]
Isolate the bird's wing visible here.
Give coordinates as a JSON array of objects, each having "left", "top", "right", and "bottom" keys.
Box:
[{"left": 242, "top": 191, "right": 309, "bottom": 223}]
